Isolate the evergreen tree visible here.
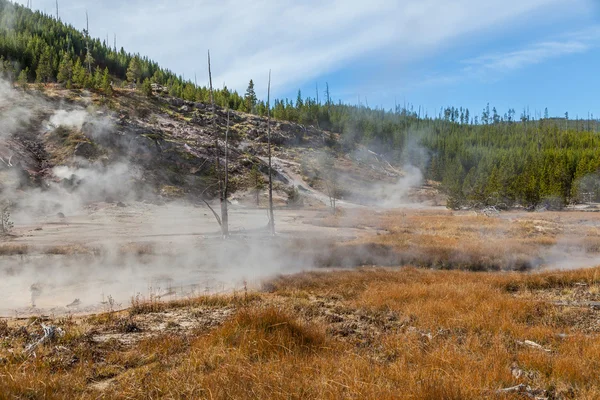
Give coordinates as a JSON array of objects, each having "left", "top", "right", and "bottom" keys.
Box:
[
  {"left": 35, "top": 47, "right": 54, "bottom": 83},
  {"left": 296, "top": 90, "right": 303, "bottom": 109},
  {"left": 93, "top": 66, "right": 103, "bottom": 89},
  {"left": 244, "top": 79, "right": 257, "bottom": 113},
  {"left": 72, "top": 58, "right": 86, "bottom": 87},
  {"left": 56, "top": 53, "right": 73, "bottom": 84},
  {"left": 101, "top": 67, "right": 112, "bottom": 95},
  {"left": 126, "top": 56, "right": 142, "bottom": 87},
  {"left": 141, "top": 78, "right": 153, "bottom": 97},
  {"left": 17, "top": 67, "right": 28, "bottom": 87}
]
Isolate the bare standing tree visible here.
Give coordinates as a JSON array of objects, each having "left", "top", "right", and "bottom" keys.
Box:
[
  {"left": 319, "top": 152, "right": 338, "bottom": 214},
  {"left": 221, "top": 108, "right": 230, "bottom": 237},
  {"left": 84, "top": 11, "right": 92, "bottom": 73},
  {"left": 55, "top": 0, "right": 58, "bottom": 20},
  {"left": 267, "top": 70, "right": 275, "bottom": 236},
  {"left": 207, "top": 51, "right": 229, "bottom": 237}
]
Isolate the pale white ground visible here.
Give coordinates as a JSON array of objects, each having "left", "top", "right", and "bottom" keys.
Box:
[{"left": 0, "top": 201, "right": 378, "bottom": 317}]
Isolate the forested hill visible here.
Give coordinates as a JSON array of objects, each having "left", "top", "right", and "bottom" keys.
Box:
[{"left": 1, "top": 0, "right": 599, "bottom": 209}]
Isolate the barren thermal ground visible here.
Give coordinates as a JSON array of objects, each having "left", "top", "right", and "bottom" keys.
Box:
[
  {"left": 0, "top": 203, "right": 378, "bottom": 316},
  {"left": 5, "top": 201, "right": 600, "bottom": 316}
]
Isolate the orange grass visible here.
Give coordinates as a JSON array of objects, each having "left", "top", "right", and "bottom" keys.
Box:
[{"left": 2, "top": 267, "right": 600, "bottom": 398}]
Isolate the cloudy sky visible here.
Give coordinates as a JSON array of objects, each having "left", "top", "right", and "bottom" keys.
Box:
[{"left": 16, "top": 0, "right": 600, "bottom": 118}]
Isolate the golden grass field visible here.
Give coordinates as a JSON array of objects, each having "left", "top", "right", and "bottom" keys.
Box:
[{"left": 3, "top": 209, "right": 600, "bottom": 399}]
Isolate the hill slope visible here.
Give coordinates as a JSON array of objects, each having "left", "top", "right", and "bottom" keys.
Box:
[{"left": 0, "top": 82, "right": 411, "bottom": 217}]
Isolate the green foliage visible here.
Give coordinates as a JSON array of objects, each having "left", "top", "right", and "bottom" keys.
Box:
[
  {"left": 17, "top": 67, "right": 28, "bottom": 87},
  {"left": 35, "top": 46, "right": 53, "bottom": 83},
  {"left": 0, "top": 0, "right": 240, "bottom": 105},
  {"left": 1, "top": 0, "right": 597, "bottom": 209},
  {"left": 56, "top": 52, "right": 73, "bottom": 84},
  {"left": 126, "top": 56, "right": 141, "bottom": 85},
  {"left": 244, "top": 79, "right": 257, "bottom": 113},
  {"left": 141, "top": 78, "right": 152, "bottom": 97},
  {"left": 101, "top": 67, "right": 112, "bottom": 95}
]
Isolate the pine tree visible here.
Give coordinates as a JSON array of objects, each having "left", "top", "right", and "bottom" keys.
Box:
[
  {"left": 141, "top": 78, "right": 153, "bottom": 97},
  {"left": 17, "top": 67, "right": 28, "bottom": 88},
  {"left": 244, "top": 79, "right": 257, "bottom": 113},
  {"left": 101, "top": 67, "right": 112, "bottom": 95},
  {"left": 296, "top": 90, "right": 303, "bottom": 109},
  {"left": 93, "top": 66, "right": 102, "bottom": 89},
  {"left": 72, "top": 58, "right": 86, "bottom": 87},
  {"left": 35, "top": 47, "right": 54, "bottom": 83},
  {"left": 126, "top": 56, "right": 142, "bottom": 87},
  {"left": 56, "top": 53, "right": 73, "bottom": 84}
]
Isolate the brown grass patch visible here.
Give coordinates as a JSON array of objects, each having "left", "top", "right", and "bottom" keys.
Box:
[
  {"left": 119, "top": 242, "right": 155, "bottom": 256},
  {"left": 3, "top": 267, "right": 600, "bottom": 398},
  {"left": 44, "top": 244, "right": 102, "bottom": 256},
  {"left": 4, "top": 209, "right": 600, "bottom": 398},
  {"left": 307, "top": 209, "right": 600, "bottom": 272},
  {"left": 0, "top": 242, "right": 28, "bottom": 255}
]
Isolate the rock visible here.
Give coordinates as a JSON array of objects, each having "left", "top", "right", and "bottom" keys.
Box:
[
  {"left": 180, "top": 105, "right": 190, "bottom": 112},
  {"left": 66, "top": 299, "right": 81, "bottom": 308},
  {"left": 73, "top": 142, "right": 97, "bottom": 158},
  {"left": 168, "top": 97, "right": 184, "bottom": 107},
  {"left": 61, "top": 174, "right": 82, "bottom": 189}
]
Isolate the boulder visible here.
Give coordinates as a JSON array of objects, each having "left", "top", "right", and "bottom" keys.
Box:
[{"left": 74, "top": 142, "right": 97, "bottom": 158}]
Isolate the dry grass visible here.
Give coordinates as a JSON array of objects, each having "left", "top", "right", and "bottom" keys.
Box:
[
  {"left": 2, "top": 266, "right": 600, "bottom": 398},
  {"left": 0, "top": 242, "right": 28, "bottom": 255},
  {"left": 118, "top": 242, "right": 155, "bottom": 256},
  {"left": 310, "top": 209, "right": 600, "bottom": 271},
  {"left": 3, "top": 209, "right": 600, "bottom": 398},
  {"left": 44, "top": 244, "right": 102, "bottom": 256}
]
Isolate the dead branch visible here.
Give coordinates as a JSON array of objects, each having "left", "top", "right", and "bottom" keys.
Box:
[
  {"left": 517, "top": 340, "right": 551, "bottom": 353},
  {"left": 0, "top": 154, "right": 13, "bottom": 167},
  {"left": 202, "top": 199, "right": 222, "bottom": 227},
  {"left": 25, "top": 324, "right": 64, "bottom": 356}
]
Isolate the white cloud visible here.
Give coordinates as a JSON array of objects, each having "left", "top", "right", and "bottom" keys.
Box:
[
  {"left": 14, "top": 0, "right": 595, "bottom": 97},
  {"left": 389, "top": 25, "right": 600, "bottom": 94},
  {"left": 463, "top": 40, "right": 590, "bottom": 73}
]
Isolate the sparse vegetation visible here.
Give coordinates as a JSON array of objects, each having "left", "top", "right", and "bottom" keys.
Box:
[{"left": 3, "top": 266, "right": 600, "bottom": 398}]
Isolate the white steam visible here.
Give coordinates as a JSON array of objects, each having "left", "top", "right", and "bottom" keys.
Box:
[{"left": 49, "top": 109, "right": 88, "bottom": 130}]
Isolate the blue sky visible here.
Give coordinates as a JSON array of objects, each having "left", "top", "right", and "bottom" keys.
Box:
[{"left": 16, "top": 0, "right": 600, "bottom": 118}]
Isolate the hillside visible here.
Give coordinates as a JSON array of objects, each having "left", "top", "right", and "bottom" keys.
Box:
[
  {"left": 0, "top": 81, "right": 414, "bottom": 217},
  {"left": 3, "top": 0, "right": 600, "bottom": 211}
]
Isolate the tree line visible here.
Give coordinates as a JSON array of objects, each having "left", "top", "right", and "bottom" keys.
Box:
[{"left": 1, "top": 0, "right": 599, "bottom": 209}]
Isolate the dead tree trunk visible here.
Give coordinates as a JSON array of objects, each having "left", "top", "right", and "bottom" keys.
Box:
[
  {"left": 221, "top": 109, "right": 230, "bottom": 237},
  {"left": 267, "top": 70, "right": 275, "bottom": 235},
  {"left": 85, "top": 11, "right": 91, "bottom": 73},
  {"left": 207, "top": 51, "right": 228, "bottom": 237}
]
